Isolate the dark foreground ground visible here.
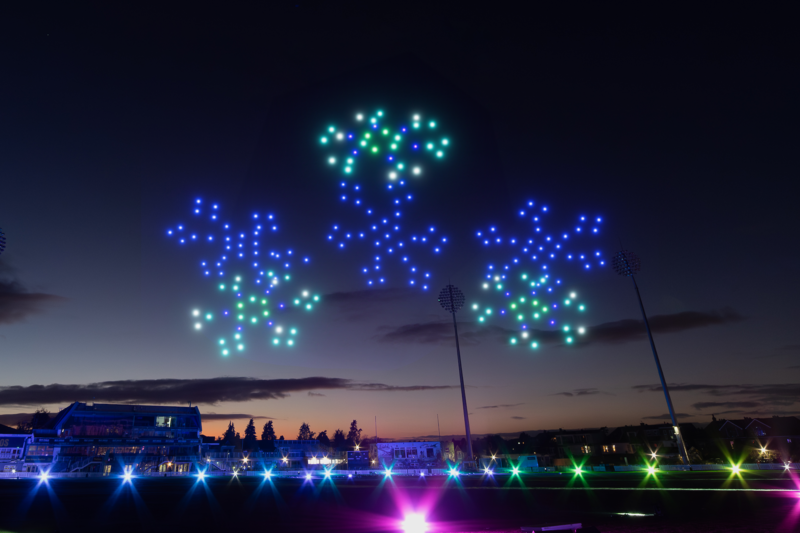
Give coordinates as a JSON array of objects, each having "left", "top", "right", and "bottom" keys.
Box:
[{"left": 1, "top": 471, "right": 798, "bottom": 533}]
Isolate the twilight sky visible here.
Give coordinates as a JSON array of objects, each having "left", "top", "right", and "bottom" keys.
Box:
[{"left": 1, "top": 4, "right": 798, "bottom": 440}]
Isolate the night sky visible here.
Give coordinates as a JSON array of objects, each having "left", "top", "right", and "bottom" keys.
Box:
[{"left": 1, "top": 3, "right": 798, "bottom": 440}]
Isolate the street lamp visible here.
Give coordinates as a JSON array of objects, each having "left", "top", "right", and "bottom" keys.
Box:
[
  {"left": 438, "top": 284, "right": 474, "bottom": 467},
  {"left": 613, "top": 249, "right": 690, "bottom": 466}
]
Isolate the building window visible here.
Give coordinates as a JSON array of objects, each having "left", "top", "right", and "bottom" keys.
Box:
[
  {"left": 602, "top": 445, "right": 609, "bottom": 453},
  {"left": 612, "top": 445, "right": 616, "bottom": 452}
]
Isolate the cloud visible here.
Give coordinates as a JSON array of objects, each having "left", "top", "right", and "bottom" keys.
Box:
[
  {"left": 376, "top": 308, "right": 744, "bottom": 346},
  {"left": 201, "top": 413, "right": 274, "bottom": 421},
  {"left": 552, "top": 388, "right": 605, "bottom": 397},
  {"left": 642, "top": 413, "right": 691, "bottom": 420},
  {"left": 786, "top": 365, "right": 800, "bottom": 370},
  {"left": 633, "top": 383, "right": 800, "bottom": 410},
  {"left": 571, "top": 308, "right": 744, "bottom": 345},
  {"left": 0, "top": 275, "right": 65, "bottom": 325},
  {"left": 0, "top": 377, "right": 458, "bottom": 407},
  {"left": 691, "top": 401, "right": 762, "bottom": 410},
  {"left": 0, "top": 412, "right": 33, "bottom": 426},
  {"left": 510, "top": 416, "right": 526, "bottom": 420},
  {"left": 307, "top": 392, "right": 326, "bottom": 397},
  {"left": 476, "top": 403, "right": 524, "bottom": 409},
  {"left": 779, "top": 344, "right": 800, "bottom": 351},
  {"left": 378, "top": 321, "right": 523, "bottom": 346}
]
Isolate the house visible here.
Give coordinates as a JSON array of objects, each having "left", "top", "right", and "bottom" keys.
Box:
[
  {"left": 548, "top": 428, "right": 608, "bottom": 459},
  {"left": 704, "top": 416, "right": 800, "bottom": 462}
]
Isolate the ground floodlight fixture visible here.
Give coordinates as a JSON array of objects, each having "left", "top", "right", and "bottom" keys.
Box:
[
  {"left": 437, "top": 283, "right": 475, "bottom": 466},
  {"left": 612, "top": 249, "right": 641, "bottom": 277},
  {"left": 438, "top": 284, "right": 465, "bottom": 313},
  {"left": 614, "top": 247, "right": 690, "bottom": 467}
]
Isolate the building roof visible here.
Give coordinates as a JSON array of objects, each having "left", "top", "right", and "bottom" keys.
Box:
[
  {"left": 72, "top": 403, "right": 201, "bottom": 415},
  {"left": 44, "top": 402, "right": 202, "bottom": 431},
  {"left": 705, "top": 416, "right": 800, "bottom": 437}
]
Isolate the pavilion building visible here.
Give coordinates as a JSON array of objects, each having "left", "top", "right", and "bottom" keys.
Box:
[{"left": 24, "top": 402, "right": 202, "bottom": 474}]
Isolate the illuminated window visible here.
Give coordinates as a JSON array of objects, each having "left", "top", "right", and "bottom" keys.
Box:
[{"left": 602, "top": 445, "right": 609, "bottom": 453}]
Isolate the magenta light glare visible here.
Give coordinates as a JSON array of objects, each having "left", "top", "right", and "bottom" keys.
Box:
[{"left": 401, "top": 513, "right": 428, "bottom": 533}]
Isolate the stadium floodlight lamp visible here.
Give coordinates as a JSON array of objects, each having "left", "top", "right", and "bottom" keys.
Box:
[
  {"left": 438, "top": 284, "right": 474, "bottom": 465},
  {"left": 613, "top": 249, "right": 690, "bottom": 467}
]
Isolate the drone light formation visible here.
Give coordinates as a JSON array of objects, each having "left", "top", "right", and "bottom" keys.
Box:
[
  {"left": 0, "top": 227, "right": 6, "bottom": 256},
  {"left": 472, "top": 201, "right": 605, "bottom": 349},
  {"left": 166, "top": 199, "right": 319, "bottom": 357},
  {"left": 321, "top": 110, "right": 451, "bottom": 290}
]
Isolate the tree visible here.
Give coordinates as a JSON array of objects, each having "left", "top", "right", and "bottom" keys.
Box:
[
  {"left": 221, "top": 421, "right": 237, "bottom": 445},
  {"left": 17, "top": 408, "right": 51, "bottom": 432},
  {"left": 243, "top": 419, "right": 257, "bottom": 450},
  {"left": 346, "top": 420, "right": 362, "bottom": 446},
  {"left": 297, "top": 422, "right": 315, "bottom": 440},
  {"left": 318, "top": 430, "right": 330, "bottom": 448},
  {"left": 261, "top": 420, "right": 276, "bottom": 441},
  {"left": 333, "top": 429, "right": 346, "bottom": 449}
]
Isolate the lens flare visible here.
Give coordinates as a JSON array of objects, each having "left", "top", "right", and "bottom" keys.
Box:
[{"left": 401, "top": 513, "right": 428, "bottom": 533}]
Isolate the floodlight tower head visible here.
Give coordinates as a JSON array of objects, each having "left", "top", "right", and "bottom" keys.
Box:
[
  {"left": 438, "top": 284, "right": 465, "bottom": 314},
  {"left": 613, "top": 250, "right": 641, "bottom": 277},
  {"left": 0, "top": 228, "right": 5, "bottom": 256}
]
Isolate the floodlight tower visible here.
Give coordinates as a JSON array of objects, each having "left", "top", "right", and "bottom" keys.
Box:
[
  {"left": 438, "top": 284, "right": 474, "bottom": 466},
  {"left": 613, "top": 250, "right": 690, "bottom": 465}
]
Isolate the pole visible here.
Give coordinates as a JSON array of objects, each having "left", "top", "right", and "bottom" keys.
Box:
[
  {"left": 437, "top": 414, "right": 441, "bottom": 441},
  {"left": 375, "top": 416, "right": 377, "bottom": 444},
  {"left": 630, "top": 275, "right": 691, "bottom": 465},
  {"left": 448, "top": 285, "right": 474, "bottom": 466}
]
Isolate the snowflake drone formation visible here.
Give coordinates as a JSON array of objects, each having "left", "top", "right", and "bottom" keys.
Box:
[
  {"left": 471, "top": 201, "right": 605, "bottom": 348},
  {"left": 320, "top": 109, "right": 450, "bottom": 290},
  {"left": 166, "top": 199, "right": 320, "bottom": 356}
]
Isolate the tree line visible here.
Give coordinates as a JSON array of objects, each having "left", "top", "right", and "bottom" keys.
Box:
[{"left": 219, "top": 419, "right": 364, "bottom": 451}]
